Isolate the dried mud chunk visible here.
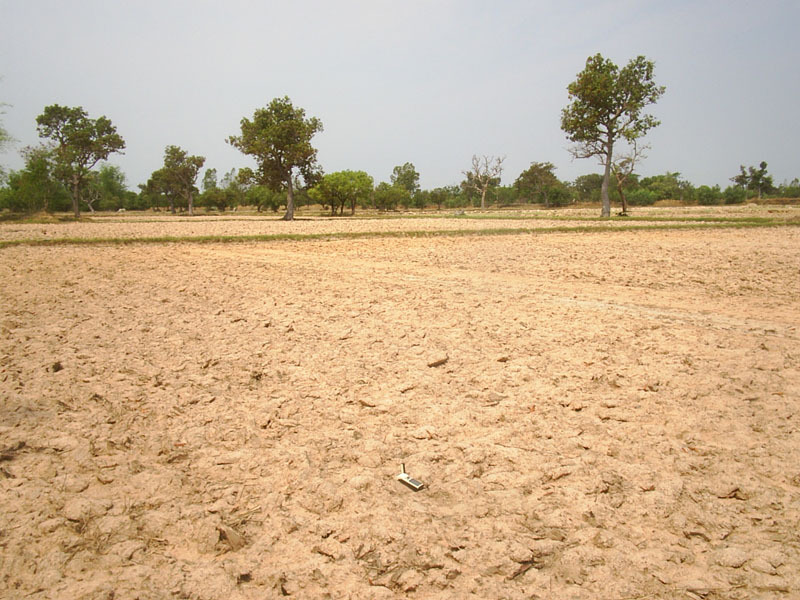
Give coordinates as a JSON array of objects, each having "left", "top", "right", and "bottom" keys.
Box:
[
  {"left": 63, "top": 497, "right": 111, "bottom": 522},
  {"left": 411, "top": 426, "right": 436, "bottom": 440},
  {"left": 348, "top": 474, "right": 372, "bottom": 490},
  {"left": 395, "top": 569, "right": 423, "bottom": 592},
  {"left": 713, "top": 547, "right": 749, "bottom": 568},
  {"left": 108, "top": 539, "right": 146, "bottom": 560},
  {"left": 713, "top": 485, "right": 749, "bottom": 500},
  {"left": 748, "top": 557, "right": 777, "bottom": 575},
  {"left": 218, "top": 524, "right": 247, "bottom": 551},
  {"left": 38, "top": 517, "right": 64, "bottom": 534}
]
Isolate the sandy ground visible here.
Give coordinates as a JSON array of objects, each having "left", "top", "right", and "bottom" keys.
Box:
[
  {"left": 1, "top": 223, "right": 799, "bottom": 598},
  {"left": 1, "top": 204, "right": 797, "bottom": 243}
]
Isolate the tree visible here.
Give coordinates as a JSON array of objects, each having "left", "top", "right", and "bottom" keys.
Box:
[
  {"left": 696, "top": 185, "right": 722, "bottom": 205},
  {"left": 35, "top": 105, "right": 125, "bottom": 217},
  {"left": 639, "top": 171, "right": 693, "bottom": 202},
  {"left": 611, "top": 142, "right": 647, "bottom": 214},
  {"left": 574, "top": 173, "right": 604, "bottom": 203},
  {"left": 390, "top": 162, "right": 420, "bottom": 197},
  {"left": 1, "top": 100, "right": 14, "bottom": 183},
  {"left": 86, "top": 164, "right": 130, "bottom": 211},
  {"left": 142, "top": 168, "right": 177, "bottom": 212},
  {"left": 730, "top": 162, "right": 773, "bottom": 200},
  {"left": 160, "top": 145, "right": 205, "bottom": 215},
  {"left": 202, "top": 168, "right": 218, "bottom": 193},
  {"left": 777, "top": 178, "right": 800, "bottom": 199},
  {"left": 463, "top": 155, "right": 505, "bottom": 209},
  {"left": 561, "top": 54, "right": 665, "bottom": 216},
  {"left": 3, "top": 145, "right": 69, "bottom": 213},
  {"left": 373, "top": 181, "right": 408, "bottom": 211},
  {"left": 311, "top": 170, "right": 374, "bottom": 216},
  {"left": 429, "top": 187, "right": 448, "bottom": 211},
  {"left": 514, "top": 162, "right": 561, "bottom": 206},
  {"left": 247, "top": 185, "right": 284, "bottom": 212},
  {"left": 228, "top": 96, "right": 323, "bottom": 221}
]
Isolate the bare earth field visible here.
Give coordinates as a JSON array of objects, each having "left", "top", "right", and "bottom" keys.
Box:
[
  {"left": 0, "top": 204, "right": 797, "bottom": 243},
  {"left": 1, "top": 216, "right": 799, "bottom": 598}
]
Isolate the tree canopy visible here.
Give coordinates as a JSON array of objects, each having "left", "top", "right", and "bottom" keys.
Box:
[
  {"left": 228, "top": 96, "right": 323, "bottom": 221},
  {"left": 514, "top": 162, "right": 563, "bottom": 206},
  {"left": 161, "top": 145, "right": 205, "bottom": 215},
  {"left": 732, "top": 161, "right": 773, "bottom": 199},
  {"left": 561, "top": 54, "right": 664, "bottom": 216},
  {"left": 390, "top": 162, "right": 420, "bottom": 197},
  {"left": 35, "top": 104, "right": 125, "bottom": 217},
  {"left": 462, "top": 155, "right": 504, "bottom": 209},
  {"left": 0, "top": 101, "right": 13, "bottom": 183},
  {"left": 311, "top": 170, "right": 374, "bottom": 216}
]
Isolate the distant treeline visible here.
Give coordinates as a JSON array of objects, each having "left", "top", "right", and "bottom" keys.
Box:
[{"left": 1, "top": 158, "right": 798, "bottom": 215}]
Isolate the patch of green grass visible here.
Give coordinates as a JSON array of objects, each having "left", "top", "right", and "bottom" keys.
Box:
[{"left": 0, "top": 212, "right": 85, "bottom": 224}]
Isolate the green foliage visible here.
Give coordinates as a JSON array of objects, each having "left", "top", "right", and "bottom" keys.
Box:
[
  {"left": 639, "top": 172, "right": 693, "bottom": 201},
  {"left": 546, "top": 184, "right": 573, "bottom": 207},
  {"left": 0, "top": 101, "right": 13, "bottom": 183},
  {"left": 626, "top": 188, "right": 658, "bottom": 206},
  {"left": 199, "top": 168, "right": 244, "bottom": 211},
  {"left": 412, "top": 189, "right": 429, "bottom": 210},
  {"left": 778, "top": 178, "right": 800, "bottom": 198},
  {"left": 561, "top": 54, "right": 665, "bottom": 216},
  {"left": 35, "top": 104, "right": 125, "bottom": 217},
  {"left": 202, "top": 168, "right": 217, "bottom": 193},
  {"left": 161, "top": 145, "right": 205, "bottom": 214},
  {"left": 514, "top": 162, "right": 564, "bottom": 206},
  {"left": 228, "top": 96, "right": 323, "bottom": 220},
  {"left": 390, "top": 162, "right": 420, "bottom": 196},
  {"left": 140, "top": 168, "right": 175, "bottom": 212},
  {"left": 427, "top": 187, "right": 451, "bottom": 210},
  {"left": 310, "top": 170, "right": 374, "bottom": 216},
  {"left": 573, "top": 173, "right": 604, "bottom": 203},
  {"left": 732, "top": 161, "right": 773, "bottom": 199},
  {"left": 462, "top": 155, "right": 504, "bottom": 209},
  {"left": 88, "top": 164, "right": 130, "bottom": 211},
  {"left": 373, "top": 181, "right": 408, "bottom": 211},
  {"left": 2, "top": 145, "right": 70, "bottom": 213},
  {"left": 246, "top": 185, "right": 284, "bottom": 212},
  {"left": 696, "top": 185, "right": 722, "bottom": 205},
  {"left": 722, "top": 185, "right": 746, "bottom": 204}
]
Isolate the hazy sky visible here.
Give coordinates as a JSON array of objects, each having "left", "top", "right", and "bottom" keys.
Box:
[{"left": 1, "top": 0, "right": 798, "bottom": 190}]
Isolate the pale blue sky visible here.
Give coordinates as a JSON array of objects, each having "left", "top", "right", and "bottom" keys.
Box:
[{"left": 1, "top": 0, "right": 798, "bottom": 190}]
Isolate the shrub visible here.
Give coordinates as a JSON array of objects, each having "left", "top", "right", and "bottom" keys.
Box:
[
  {"left": 723, "top": 186, "right": 746, "bottom": 204},
  {"left": 627, "top": 188, "right": 658, "bottom": 206},
  {"left": 696, "top": 185, "right": 722, "bottom": 205}
]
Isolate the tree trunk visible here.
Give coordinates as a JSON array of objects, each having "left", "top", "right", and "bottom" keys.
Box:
[
  {"left": 282, "top": 176, "right": 295, "bottom": 221},
  {"left": 480, "top": 187, "right": 487, "bottom": 210},
  {"left": 188, "top": 190, "right": 194, "bottom": 216},
  {"left": 71, "top": 175, "right": 81, "bottom": 218},
  {"left": 600, "top": 142, "right": 613, "bottom": 217},
  {"left": 169, "top": 197, "right": 176, "bottom": 215}
]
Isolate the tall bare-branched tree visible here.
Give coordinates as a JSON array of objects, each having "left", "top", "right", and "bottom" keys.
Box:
[
  {"left": 463, "top": 155, "right": 505, "bottom": 209},
  {"left": 611, "top": 141, "right": 648, "bottom": 215}
]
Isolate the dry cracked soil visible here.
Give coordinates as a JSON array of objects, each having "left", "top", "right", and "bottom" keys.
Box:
[{"left": 1, "top": 217, "right": 799, "bottom": 599}]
